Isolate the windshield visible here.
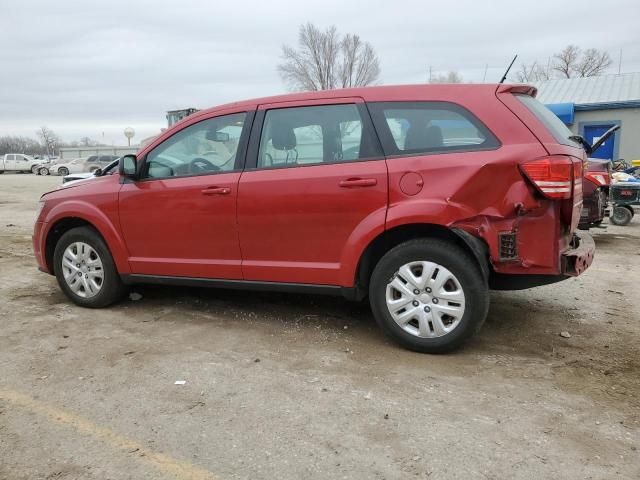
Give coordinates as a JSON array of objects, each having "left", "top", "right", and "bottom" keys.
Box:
[{"left": 515, "top": 94, "right": 578, "bottom": 148}]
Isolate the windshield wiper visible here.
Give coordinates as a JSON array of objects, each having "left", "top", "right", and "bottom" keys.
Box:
[{"left": 568, "top": 135, "right": 592, "bottom": 154}]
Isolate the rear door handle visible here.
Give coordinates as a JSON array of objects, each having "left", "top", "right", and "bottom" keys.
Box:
[
  {"left": 201, "top": 186, "right": 231, "bottom": 195},
  {"left": 339, "top": 178, "right": 378, "bottom": 188}
]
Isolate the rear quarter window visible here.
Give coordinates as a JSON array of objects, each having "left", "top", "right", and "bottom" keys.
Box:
[
  {"left": 515, "top": 94, "right": 577, "bottom": 147},
  {"left": 368, "top": 101, "right": 499, "bottom": 157}
]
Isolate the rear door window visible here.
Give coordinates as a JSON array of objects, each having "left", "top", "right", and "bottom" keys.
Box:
[
  {"left": 256, "top": 104, "right": 382, "bottom": 169},
  {"left": 368, "top": 101, "right": 499, "bottom": 157}
]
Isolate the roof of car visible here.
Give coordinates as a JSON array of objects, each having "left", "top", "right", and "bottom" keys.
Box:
[
  {"left": 188, "top": 83, "right": 506, "bottom": 119},
  {"left": 138, "top": 83, "right": 530, "bottom": 156}
]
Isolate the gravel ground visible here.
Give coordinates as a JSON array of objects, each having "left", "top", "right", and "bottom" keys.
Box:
[{"left": 0, "top": 173, "right": 639, "bottom": 480}]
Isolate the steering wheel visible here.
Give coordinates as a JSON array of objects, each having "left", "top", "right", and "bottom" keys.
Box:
[{"left": 190, "top": 157, "right": 220, "bottom": 173}]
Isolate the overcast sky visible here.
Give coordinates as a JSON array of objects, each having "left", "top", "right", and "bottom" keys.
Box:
[{"left": 1, "top": 0, "right": 639, "bottom": 145}]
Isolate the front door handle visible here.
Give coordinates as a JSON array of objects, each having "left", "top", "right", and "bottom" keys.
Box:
[
  {"left": 339, "top": 178, "right": 378, "bottom": 188},
  {"left": 201, "top": 186, "right": 231, "bottom": 195}
]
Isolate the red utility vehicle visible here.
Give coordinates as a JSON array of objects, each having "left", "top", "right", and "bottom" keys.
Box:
[
  {"left": 579, "top": 159, "right": 611, "bottom": 229},
  {"left": 33, "top": 84, "right": 595, "bottom": 353}
]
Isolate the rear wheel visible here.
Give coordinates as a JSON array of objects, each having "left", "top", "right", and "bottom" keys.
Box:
[
  {"left": 369, "top": 238, "right": 489, "bottom": 353},
  {"left": 611, "top": 206, "right": 633, "bottom": 226},
  {"left": 58, "top": 167, "right": 69, "bottom": 176},
  {"left": 53, "top": 226, "right": 126, "bottom": 308},
  {"left": 31, "top": 165, "right": 40, "bottom": 174},
  {"left": 38, "top": 167, "right": 49, "bottom": 175}
]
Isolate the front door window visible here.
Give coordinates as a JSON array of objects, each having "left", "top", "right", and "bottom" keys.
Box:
[{"left": 144, "top": 113, "right": 247, "bottom": 178}]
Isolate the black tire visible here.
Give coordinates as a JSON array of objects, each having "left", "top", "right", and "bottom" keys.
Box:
[
  {"left": 369, "top": 238, "right": 489, "bottom": 353},
  {"left": 58, "top": 167, "right": 69, "bottom": 176},
  {"left": 611, "top": 206, "right": 632, "bottom": 226},
  {"left": 31, "top": 165, "right": 40, "bottom": 174},
  {"left": 39, "top": 167, "right": 49, "bottom": 176},
  {"left": 53, "top": 226, "right": 126, "bottom": 308}
]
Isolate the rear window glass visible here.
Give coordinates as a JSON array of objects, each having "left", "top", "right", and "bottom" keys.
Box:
[
  {"left": 368, "top": 102, "right": 499, "bottom": 156},
  {"left": 516, "top": 95, "right": 577, "bottom": 147}
]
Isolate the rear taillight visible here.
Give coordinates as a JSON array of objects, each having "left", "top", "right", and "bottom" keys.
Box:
[
  {"left": 520, "top": 156, "right": 577, "bottom": 200},
  {"left": 585, "top": 172, "right": 610, "bottom": 187}
]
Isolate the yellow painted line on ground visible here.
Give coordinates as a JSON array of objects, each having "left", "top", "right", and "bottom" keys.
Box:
[{"left": 0, "top": 388, "right": 217, "bottom": 480}]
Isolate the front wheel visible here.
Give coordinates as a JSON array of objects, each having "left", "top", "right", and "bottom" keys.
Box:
[
  {"left": 31, "top": 165, "right": 40, "bottom": 174},
  {"left": 369, "top": 239, "right": 489, "bottom": 353},
  {"left": 38, "top": 167, "right": 50, "bottom": 175},
  {"left": 53, "top": 226, "right": 126, "bottom": 308},
  {"left": 57, "top": 167, "right": 69, "bottom": 176},
  {"left": 611, "top": 206, "right": 633, "bottom": 226}
]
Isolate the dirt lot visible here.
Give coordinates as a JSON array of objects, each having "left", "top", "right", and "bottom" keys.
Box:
[{"left": 0, "top": 173, "right": 638, "bottom": 480}]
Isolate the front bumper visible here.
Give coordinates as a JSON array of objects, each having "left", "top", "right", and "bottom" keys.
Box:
[
  {"left": 32, "top": 221, "right": 50, "bottom": 274},
  {"left": 561, "top": 231, "right": 595, "bottom": 276}
]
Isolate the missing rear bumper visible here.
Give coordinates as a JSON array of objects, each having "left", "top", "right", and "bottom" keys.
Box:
[{"left": 561, "top": 231, "right": 595, "bottom": 276}]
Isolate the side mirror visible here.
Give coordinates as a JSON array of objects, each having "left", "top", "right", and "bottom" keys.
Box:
[
  {"left": 93, "top": 168, "right": 102, "bottom": 176},
  {"left": 119, "top": 154, "right": 138, "bottom": 178}
]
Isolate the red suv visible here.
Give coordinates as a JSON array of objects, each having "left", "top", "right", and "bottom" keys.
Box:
[{"left": 33, "top": 84, "right": 595, "bottom": 353}]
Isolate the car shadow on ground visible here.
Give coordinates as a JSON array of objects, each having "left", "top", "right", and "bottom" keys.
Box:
[{"left": 105, "top": 283, "right": 557, "bottom": 357}]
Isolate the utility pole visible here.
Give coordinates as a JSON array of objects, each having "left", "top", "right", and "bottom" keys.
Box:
[
  {"left": 428, "top": 66, "right": 432, "bottom": 83},
  {"left": 482, "top": 64, "right": 488, "bottom": 82},
  {"left": 618, "top": 48, "right": 622, "bottom": 74}
]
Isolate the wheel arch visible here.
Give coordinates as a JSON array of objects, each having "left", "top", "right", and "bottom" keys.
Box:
[
  {"left": 43, "top": 207, "right": 130, "bottom": 275},
  {"left": 45, "top": 217, "right": 95, "bottom": 272},
  {"left": 351, "top": 223, "right": 489, "bottom": 300}
]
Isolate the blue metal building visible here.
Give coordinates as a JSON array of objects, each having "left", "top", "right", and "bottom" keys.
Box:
[{"left": 535, "top": 73, "right": 640, "bottom": 161}]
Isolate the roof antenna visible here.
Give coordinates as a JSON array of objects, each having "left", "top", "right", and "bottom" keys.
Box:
[{"left": 499, "top": 55, "right": 518, "bottom": 84}]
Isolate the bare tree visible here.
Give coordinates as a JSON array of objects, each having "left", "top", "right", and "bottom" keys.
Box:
[
  {"left": 339, "top": 34, "right": 380, "bottom": 88},
  {"left": 36, "top": 126, "right": 59, "bottom": 156},
  {"left": 553, "top": 45, "right": 611, "bottom": 78},
  {"left": 0, "top": 136, "right": 42, "bottom": 155},
  {"left": 79, "top": 136, "right": 100, "bottom": 147},
  {"left": 513, "top": 61, "right": 551, "bottom": 82},
  {"left": 278, "top": 23, "right": 380, "bottom": 91},
  {"left": 552, "top": 45, "right": 580, "bottom": 78},
  {"left": 574, "top": 48, "right": 613, "bottom": 77},
  {"left": 430, "top": 71, "right": 463, "bottom": 84}
]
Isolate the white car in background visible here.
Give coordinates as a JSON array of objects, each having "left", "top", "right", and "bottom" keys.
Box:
[
  {"left": 42, "top": 157, "right": 87, "bottom": 176},
  {"left": 58, "top": 158, "right": 120, "bottom": 188},
  {"left": 0, "top": 153, "right": 46, "bottom": 174},
  {"left": 39, "top": 154, "right": 119, "bottom": 176}
]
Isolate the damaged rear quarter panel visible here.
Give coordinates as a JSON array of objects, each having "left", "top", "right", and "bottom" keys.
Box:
[{"left": 385, "top": 142, "right": 564, "bottom": 275}]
